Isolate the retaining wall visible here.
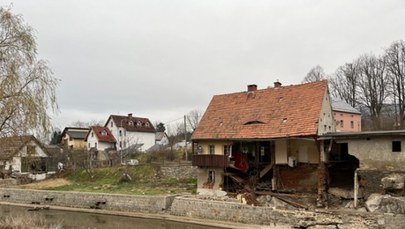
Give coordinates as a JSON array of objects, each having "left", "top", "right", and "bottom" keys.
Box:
[
  {"left": 0, "top": 188, "right": 404, "bottom": 228},
  {"left": 0, "top": 188, "right": 174, "bottom": 213},
  {"left": 159, "top": 165, "right": 197, "bottom": 180},
  {"left": 170, "top": 196, "right": 393, "bottom": 228}
]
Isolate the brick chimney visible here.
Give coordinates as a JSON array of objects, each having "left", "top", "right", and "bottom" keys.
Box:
[
  {"left": 247, "top": 84, "right": 257, "bottom": 92},
  {"left": 274, "top": 81, "right": 282, "bottom": 88},
  {"left": 128, "top": 113, "right": 133, "bottom": 118}
]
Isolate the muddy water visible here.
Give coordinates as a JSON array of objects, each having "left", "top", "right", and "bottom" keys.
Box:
[{"left": 0, "top": 205, "right": 225, "bottom": 229}]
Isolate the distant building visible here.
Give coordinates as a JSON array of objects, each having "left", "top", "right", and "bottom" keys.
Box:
[
  {"left": 332, "top": 98, "right": 361, "bottom": 132},
  {"left": 85, "top": 126, "right": 116, "bottom": 152},
  {"left": 105, "top": 113, "right": 156, "bottom": 151},
  {"left": 0, "top": 135, "right": 55, "bottom": 180},
  {"left": 60, "top": 127, "right": 89, "bottom": 149}
]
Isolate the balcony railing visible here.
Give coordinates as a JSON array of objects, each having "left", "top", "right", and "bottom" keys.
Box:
[{"left": 192, "top": 154, "right": 229, "bottom": 168}]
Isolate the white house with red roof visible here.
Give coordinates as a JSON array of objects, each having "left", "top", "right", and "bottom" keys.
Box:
[
  {"left": 85, "top": 126, "right": 116, "bottom": 152},
  {"left": 105, "top": 113, "right": 156, "bottom": 151}
]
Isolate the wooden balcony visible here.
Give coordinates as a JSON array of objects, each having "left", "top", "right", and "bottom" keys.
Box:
[{"left": 192, "top": 154, "right": 229, "bottom": 168}]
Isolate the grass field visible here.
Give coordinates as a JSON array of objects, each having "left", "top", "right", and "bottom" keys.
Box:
[{"left": 21, "top": 164, "right": 196, "bottom": 195}]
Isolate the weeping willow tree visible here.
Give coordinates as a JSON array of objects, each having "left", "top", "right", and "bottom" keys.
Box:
[{"left": 0, "top": 7, "right": 58, "bottom": 137}]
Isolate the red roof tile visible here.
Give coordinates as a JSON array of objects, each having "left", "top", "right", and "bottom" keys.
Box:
[
  {"left": 89, "top": 126, "right": 116, "bottom": 143},
  {"left": 192, "top": 80, "right": 328, "bottom": 140},
  {"left": 106, "top": 115, "right": 155, "bottom": 133}
]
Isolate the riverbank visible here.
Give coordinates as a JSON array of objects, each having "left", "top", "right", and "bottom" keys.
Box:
[
  {"left": 0, "top": 188, "right": 403, "bottom": 228},
  {"left": 0, "top": 201, "right": 280, "bottom": 229}
]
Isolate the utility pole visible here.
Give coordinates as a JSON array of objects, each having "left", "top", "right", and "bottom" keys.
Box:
[{"left": 184, "top": 115, "right": 187, "bottom": 161}]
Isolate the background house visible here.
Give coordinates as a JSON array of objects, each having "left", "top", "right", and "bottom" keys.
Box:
[
  {"left": 85, "top": 126, "right": 116, "bottom": 152},
  {"left": 192, "top": 81, "right": 335, "bottom": 196},
  {"left": 60, "top": 127, "right": 89, "bottom": 149},
  {"left": 0, "top": 135, "right": 55, "bottom": 180},
  {"left": 105, "top": 114, "right": 156, "bottom": 152},
  {"left": 332, "top": 98, "right": 361, "bottom": 132},
  {"left": 155, "top": 132, "right": 169, "bottom": 145}
]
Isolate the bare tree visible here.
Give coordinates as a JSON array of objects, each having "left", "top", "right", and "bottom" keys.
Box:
[
  {"left": 186, "top": 109, "right": 204, "bottom": 132},
  {"left": 357, "top": 54, "right": 390, "bottom": 130},
  {"left": 0, "top": 7, "right": 58, "bottom": 136},
  {"left": 385, "top": 40, "right": 405, "bottom": 128},
  {"left": 69, "top": 120, "right": 103, "bottom": 128},
  {"left": 329, "top": 62, "right": 360, "bottom": 108},
  {"left": 302, "top": 65, "right": 326, "bottom": 83}
]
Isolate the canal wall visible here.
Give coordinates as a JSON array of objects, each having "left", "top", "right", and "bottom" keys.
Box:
[
  {"left": 1, "top": 188, "right": 404, "bottom": 228},
  {"left": 169, "top": 196, "right": 386, "bottom": 228},
  {"left": 0, "top": 188, "right": 174, "bottom": 213}
]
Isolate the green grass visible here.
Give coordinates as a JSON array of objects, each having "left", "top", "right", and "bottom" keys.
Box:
[{"left": 41, "top": 164, "right": 196, "bottom": 195}]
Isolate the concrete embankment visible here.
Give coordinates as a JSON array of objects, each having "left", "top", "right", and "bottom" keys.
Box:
[{"left": 0, "top": 188, "right": 403, "bottom": 228}]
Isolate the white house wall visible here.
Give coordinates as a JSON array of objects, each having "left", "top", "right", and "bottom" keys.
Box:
[
  {"left": 86, "top": 130, "right": 113, "bottom": 151},
  {"left": 108, "top": 119, "right": 155, "bottom": 151},
  {"left": 344, "top": 137, "right": 405, "bottom": 170}
]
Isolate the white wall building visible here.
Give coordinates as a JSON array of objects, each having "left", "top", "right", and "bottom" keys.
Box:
[
  {"left": 105, "top": 114, "right": 156, "bottom": 151},
  {"left": 85, "top": 126, "right": 116, "bottom": 151}
]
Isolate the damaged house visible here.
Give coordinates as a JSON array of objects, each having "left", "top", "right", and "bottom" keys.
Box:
[
  {"left": 192, "top": 80, "right": 335, "bottom": 202},
  {"left": 320, "top": 130, "right": 405, "bottom": 209}
]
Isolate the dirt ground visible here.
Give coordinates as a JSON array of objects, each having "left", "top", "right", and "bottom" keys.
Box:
[{"left": 20, "top": 178, "right": 72, "bottom": 189}]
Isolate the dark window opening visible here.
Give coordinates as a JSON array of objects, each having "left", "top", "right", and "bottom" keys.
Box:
[
  {"left": 392, "top": 141, "right": 401, "bottom": 152},
  {"left": 208, "top": 170, "right": 215, "bottom": 182}
]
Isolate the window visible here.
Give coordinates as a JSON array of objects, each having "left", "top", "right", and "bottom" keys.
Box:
[
  {"left": 223, "top": 145, "right": 230, "bottom": 155},
  {"left": 392, "top": 141, "right": 401, "bottom": 152},
  {"left": 209, "top": 145, "right": 215, "bottom": 155},
  {"left": 324, "top": 125, "right": 327, "bottom": 131},
  {"left": 119, "top": 130, "right": 122, "bottom": 136},
  {"left": 88, "top": 143, "right": 90, "bottom": 148},
  {"left": 95, "top": 142, "right": 97, "bottom": 149},
  {"left": 350, "top": 121, "right": 354, "bottom": 129},
  {"left": 27, "top": 145, "right": 35, "bottom": 155},
  {"left": 129, "top": 121, "right": 134, "bottom": 126},
  {"left": 208, "top": 170, "right": 215, "bottom": 182},
  {"left": 91, "top": 132, "right": 94, "bottom": 137},
  {"left": 111, "top": 121, "right": 113, "bottom": 127},
  {"left": 124, "top": 141, "right": 126, "bottom": 148},
  {"left": 145, "top": 122, "right": 150, "bottom": 127},
  {"left": 136, "top": 121, "right": 141, "bottom": 126},
  {"left": 101, "top": 130, "right": 107, "bottom": 136},
  {"left": 119, "top": 141, "right": 122, "bottom": 148},
  {"left": 340, "top": 120, "right": 344, "bottom": 128}
]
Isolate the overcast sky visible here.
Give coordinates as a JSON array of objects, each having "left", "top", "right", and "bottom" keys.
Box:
[{"left": 3, "top": 0, "right": 405, "bottom": 129}]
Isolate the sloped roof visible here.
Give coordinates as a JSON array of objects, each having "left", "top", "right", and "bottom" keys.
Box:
[
  {"left": 87, "top": 126, "right": 116, "bottom": 143},
  {"left": 155, "top": 132, "right": 167, "bottom": 141},
  {"left": 0, "top": 135, "right": 47, "bottom": 160},
  {"left": 60, "top": 127, "right": 90, "bottom": 142},
  {"left": 192, "top": 80, "right": 328, "bottom": 140},
  {"left": 107, "top": 115, "right": 156, "bottom": 133},
  {"left": 331, "top": 98, "right": 361, "bottom": 114}
]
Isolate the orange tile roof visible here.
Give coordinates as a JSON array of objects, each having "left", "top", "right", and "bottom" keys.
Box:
[{"left": 192, "top": 80, "right": 328, "bottom": 140}]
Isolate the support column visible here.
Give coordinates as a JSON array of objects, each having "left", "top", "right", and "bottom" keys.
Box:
[
  {"left": 317, "top": 140, "right": 328, "bottom": 207},
  {"left": 354, "top": 169, "right": 359, "bottom": 208}
]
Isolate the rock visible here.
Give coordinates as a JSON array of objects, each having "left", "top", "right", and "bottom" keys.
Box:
[
  {"left": 381, "top": 174, "right": 405, "bottom": 190},
  {"left": 356, "top": 207, "right": 367, "bottom": 212},
  {"left": 328, "top": 187, "right": 360, "bottom": 199},
  {"left": 379, "top": 196, "right": 405, "bottom": 214},
  {"left": 269, "top": 197, "right": 296, "bottom": 210},
  {"left": 365, "top": 193, "right": 386, "bottom": 212},
  {"left": 344, "top": 200, "right": 353, "bottom": 208}
]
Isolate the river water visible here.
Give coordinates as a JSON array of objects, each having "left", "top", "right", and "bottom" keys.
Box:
[{"left": 0, "top": 205, "right": 224, "bottom": 229}]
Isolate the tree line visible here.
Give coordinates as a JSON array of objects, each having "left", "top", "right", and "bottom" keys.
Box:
[{"left": 304, "top": 40, "right": 405, "bottom": 131}]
